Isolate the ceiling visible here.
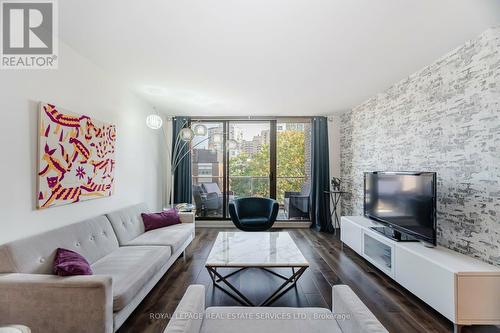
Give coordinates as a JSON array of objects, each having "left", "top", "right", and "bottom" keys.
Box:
[{"left": 60, "top": 0, "right": 500, "bottom": 116}]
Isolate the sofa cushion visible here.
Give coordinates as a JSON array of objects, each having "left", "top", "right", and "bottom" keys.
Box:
[
  {"left": 0, "top": 216, "right": 119, "bottom": 274},
  {"left": 125, "top": 223, "right": 195, "bottom": 253},
  {"left": 91, "top": 245, "right": 171, "bottom": 311},
  {"left": 106, "top": 203, "right": 150, "bottom": 245},
  {"left": 201, "top": 307, "right": 342, "bottom": 333}
]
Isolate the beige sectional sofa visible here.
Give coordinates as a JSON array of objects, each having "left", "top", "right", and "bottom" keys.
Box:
[
  {"left": 0, "top": 203, "right": 194, "bottom": 333},
  {"left": 165, "top": 285, "right": 388, "bottom": 333}
]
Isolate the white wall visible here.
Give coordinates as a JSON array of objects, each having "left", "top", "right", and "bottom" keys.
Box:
[
  {"left": 161, "top": 117, "right": 173, "bottom": 206},
  {"left": 328, "top": 115, "right": 341, "bottom": 179},
  {"left": 339, "top": 28, "right": 500, "bottom": 265},
  {"left": 327, "top": 114, "right": 342, "bottom": 215},
  {"left": 0, "top": 41, "right": 164, "bottom": 244}
]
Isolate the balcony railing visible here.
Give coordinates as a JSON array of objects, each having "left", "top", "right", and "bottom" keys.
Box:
[
  {"left": 192, "top": 175, "right": 307, "bottom": 205},
  {"left": 228, "top": 175, "right": 269, "bottom": 198}
]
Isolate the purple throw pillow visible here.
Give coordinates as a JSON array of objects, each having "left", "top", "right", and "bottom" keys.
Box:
[
  {"left": 141, "top": 209, "right": 181, "bottom": 232},
  {"left": 53, "top": 248, "right": 93, "bottom": 276}
]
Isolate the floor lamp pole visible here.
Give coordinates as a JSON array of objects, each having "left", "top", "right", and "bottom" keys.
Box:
[{"left": 171, "top": 173, "right": 175, "bottom": 206}]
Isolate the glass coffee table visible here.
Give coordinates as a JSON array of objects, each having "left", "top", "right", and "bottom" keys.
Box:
[{"left": 205, "top": 231, "right": 309, "bottom": 306}]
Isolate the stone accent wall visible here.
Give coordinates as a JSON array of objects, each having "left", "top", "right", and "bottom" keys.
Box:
[{"left": 340, "top": 27, "right": 500, "bottom": 266}]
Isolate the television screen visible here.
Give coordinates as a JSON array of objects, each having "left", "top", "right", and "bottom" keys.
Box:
[{"left": 364, "top": 172, "right": 436, "bottom": 245}]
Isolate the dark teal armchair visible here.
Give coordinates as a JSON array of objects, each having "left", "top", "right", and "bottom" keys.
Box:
[{"left": 229, "top": 197, "right": 279, "bottom": 231}]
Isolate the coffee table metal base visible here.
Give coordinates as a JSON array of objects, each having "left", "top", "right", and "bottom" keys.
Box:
[{"left": 206, "top": 266, "right": 307, "bottom": 306}]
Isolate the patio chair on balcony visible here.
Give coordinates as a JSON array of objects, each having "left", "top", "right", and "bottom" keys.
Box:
[
  {"left": 284, "top": 183, "right": 310, "bottom": 219},
  {"left": 201, "top": 182, "right": 235, "bottom": 202},
  {"left": 192, "top": 185, "right": 220, "bottom": 217}
]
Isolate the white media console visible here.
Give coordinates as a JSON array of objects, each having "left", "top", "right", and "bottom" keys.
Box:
[{"left": 340, "top": 216, "right": 500, "bottom": 333}]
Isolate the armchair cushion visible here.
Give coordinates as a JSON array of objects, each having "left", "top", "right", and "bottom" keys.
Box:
[
  {"left": 238, "top": 217, "right": 272, "bottom": 232},
  {"left": 239, "top": 217, "right": 269, "bottom": 225}
]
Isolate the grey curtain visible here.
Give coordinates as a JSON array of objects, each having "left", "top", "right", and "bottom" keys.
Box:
[
  {"left": 172, "top": 117, "right": 192, "bottom": 204},
  {"left": 310, "top": 116, "right": 332, "bottom": 232}
]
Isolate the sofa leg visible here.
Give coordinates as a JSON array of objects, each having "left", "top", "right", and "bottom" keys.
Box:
[{"left": 183, "top": 249, "right": 187, "bottom": 262}]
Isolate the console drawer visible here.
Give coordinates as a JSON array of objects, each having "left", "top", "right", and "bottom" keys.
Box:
[
  {"left": 340, "top": 218, "right": 362, "bottom": 254},
  {"left": 395, "top": 245, "right": 455, "bottom": 321},
  {"left": 456, "top": 274, "right": 500, "bottom": 324}
]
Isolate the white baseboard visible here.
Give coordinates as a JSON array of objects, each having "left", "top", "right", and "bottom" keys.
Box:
[{"left": 195, "top": 220, "right": 311, "bottom": 229}]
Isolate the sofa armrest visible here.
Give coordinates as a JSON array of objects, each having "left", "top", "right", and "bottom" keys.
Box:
[
  {"left": 332, "top": 285, "right": 388, "bottom": 333},
  {"left": 0, "top": 273, "right": 113, "bottom": 333},
  {"left": 179, "top": 212, "right": 195, "bottom": 224},
  {"left": 165, "top": 285, "right": 205, "bottom": 333}
]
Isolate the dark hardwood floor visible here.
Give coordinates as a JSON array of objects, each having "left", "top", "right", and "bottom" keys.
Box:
[{"left": 118, "top": 228, "right": 499, "bottom": 333}]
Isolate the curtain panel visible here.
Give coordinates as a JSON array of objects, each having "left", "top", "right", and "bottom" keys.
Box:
[
  {"left": 310, "top": 116, "right": 332, "bottom": 232},
  {"left": 172, "top": 117, "right": 192, "bottom": 204}
]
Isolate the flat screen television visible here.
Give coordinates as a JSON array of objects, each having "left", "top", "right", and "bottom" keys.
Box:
[{"left": 364, "top": 171, "right": 437, "bottom": 245}]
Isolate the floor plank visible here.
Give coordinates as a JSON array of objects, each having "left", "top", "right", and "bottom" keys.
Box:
[{"left": 118, "top": 228, "right": 500, "bottom": 333}]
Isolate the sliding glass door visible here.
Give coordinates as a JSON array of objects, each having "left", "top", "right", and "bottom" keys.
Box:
[
  {"left": 277, "top": 119, "right": 311, "bottom": 220},
  {"left": 191, "top": 118, "right": 311, "bottom": 221},
  {"left": 191, "top": 121, "right": 224, "bottom": 218},
  {"left": 227, "top": 121, "right": 272, "bottom": 204}
]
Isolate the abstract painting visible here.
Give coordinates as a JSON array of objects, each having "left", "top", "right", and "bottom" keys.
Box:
[{"left": 37, "top": 103, "right": 116, "bottom": 209}]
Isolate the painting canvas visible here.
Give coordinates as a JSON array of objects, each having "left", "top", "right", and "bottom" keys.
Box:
[{"left": 37, "top": 103, "right": 116, "bottom": 209}]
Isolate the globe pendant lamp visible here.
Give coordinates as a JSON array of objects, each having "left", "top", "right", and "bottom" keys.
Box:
[
  {"left": 179, "top": 127, "right": 195, "bottom": 141},
  {"left": 192, "top": 123, "right": 208, "bottom": 136},
  {"left": 146, "top": 114, "right": 163, "bottom": 129}
]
